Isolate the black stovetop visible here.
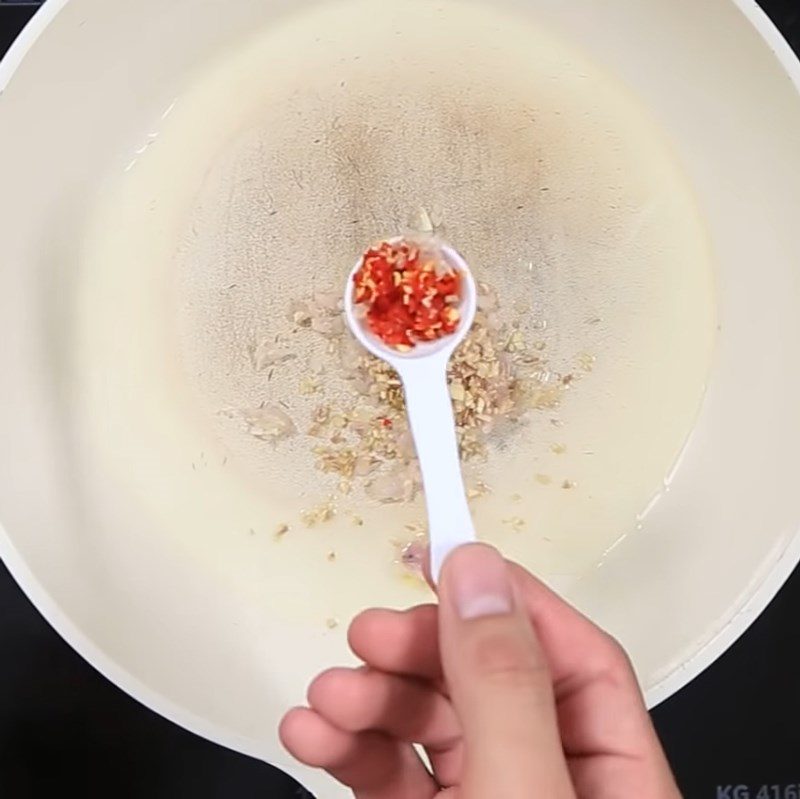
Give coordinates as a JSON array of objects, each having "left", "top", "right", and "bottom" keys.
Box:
[{"left": 1, "top": 2, "right": 800, "bottom": 797}]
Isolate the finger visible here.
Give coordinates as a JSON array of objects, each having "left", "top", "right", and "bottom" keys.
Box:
[
  {"left": 507, "top": 562, "right": 633, "bottom": 690},
  {"left": 349, "top": 605, "right": 442, "bottom": 680},
  {"left": 509, "top": 564, "right": 658, "bottom": 742},
  {"left": 308, "top": 667, "right": 463, "bottom": 787},
  {"left": 279, "top": 707, "right": 438, "bottom": 799},
  {"left": 309, "top": 666, "right": 459, "bottom": 748},
  {"left": 438, "top": 544, "right": 575, "bottom": 799},
  {"left": 508, "top": 565, "right": 679, "bottom": 795}
]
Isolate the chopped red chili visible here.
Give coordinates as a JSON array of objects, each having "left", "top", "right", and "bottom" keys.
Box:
[{"left": 353, "top": 239, "right": 462, "bottom": 350}]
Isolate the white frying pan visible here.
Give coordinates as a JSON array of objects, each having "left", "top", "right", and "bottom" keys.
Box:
[{"left": 2, "top": 1, "right": 800, "bottom": 796}]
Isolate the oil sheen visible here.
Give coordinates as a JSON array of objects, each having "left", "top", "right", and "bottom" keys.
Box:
[{"left": 74, "top": 0, "right": 716, "bottom": 622}]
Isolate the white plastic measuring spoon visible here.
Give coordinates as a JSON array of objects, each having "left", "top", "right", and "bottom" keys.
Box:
[{"left": 343, "top": 237, "right": 477, "bottom": 583}]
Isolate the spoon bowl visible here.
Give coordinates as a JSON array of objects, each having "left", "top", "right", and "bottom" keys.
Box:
[{"left": 343, "top": 237, "right": 478, "bottom": 364}]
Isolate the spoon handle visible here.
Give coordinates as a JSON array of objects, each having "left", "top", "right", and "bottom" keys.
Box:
[{"left": 399, "top": 357, "right": 476, "bottom": 583}]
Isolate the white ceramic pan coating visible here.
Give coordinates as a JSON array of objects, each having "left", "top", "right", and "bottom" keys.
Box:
[{"left": 2, "top": 1, "right": 800, "bottom": 796}]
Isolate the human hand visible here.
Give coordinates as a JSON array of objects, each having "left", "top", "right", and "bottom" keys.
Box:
[{"left": 280, "top": 543, "right": 681, "bottom": 798}]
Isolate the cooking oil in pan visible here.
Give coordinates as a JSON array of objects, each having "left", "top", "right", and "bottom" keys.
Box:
[{"left": 75, "top": 0, "right": 715, "bottom": 618}]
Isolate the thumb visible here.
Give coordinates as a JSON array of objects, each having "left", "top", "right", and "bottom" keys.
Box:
[{"left": 438, "top": 544, "right": 575, "bottom": 799}]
